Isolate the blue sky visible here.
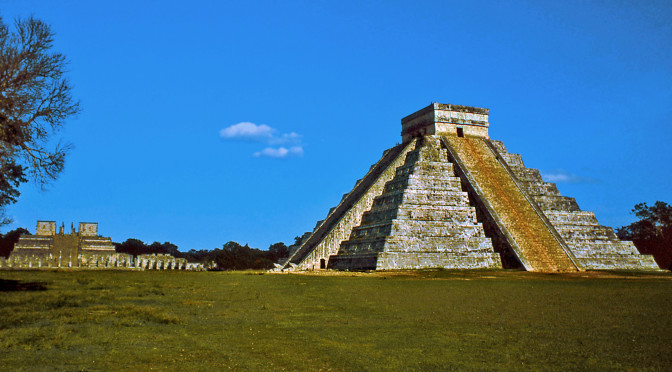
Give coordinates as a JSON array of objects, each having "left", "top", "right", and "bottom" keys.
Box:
[{"left": 1, "top": 0, "right": 671, "bottom": 251}]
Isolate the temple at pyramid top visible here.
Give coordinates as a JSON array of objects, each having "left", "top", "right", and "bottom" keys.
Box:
[{"left": 401, "top": 103, "right": 489, "bottom": 142}]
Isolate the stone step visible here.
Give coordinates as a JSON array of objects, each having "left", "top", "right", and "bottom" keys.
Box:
[
  {"left": 361, "top": 205, "right": 478, "bottom": 225},
  {"left": 402, "top": 189, "right": 470, "bottom": 203},
  {"left": 518, "top": 182, "right": 561, "bottom": 196},
  {"left": 327, "top": 253, "right": 379, "bottom": 271},
  {"left": 338, "top": 237, "right": 387, "bottom": 254},
  {"left": 376, "top": 187, "right": 468, "bottom": 199},
  {"left": 499, "top": 153, "right": 524, "bottom": 167},
  {"left": 350, "top": 220, "right": 486, "bottom": 240},
  {"left": 395, "top": 205, "right": 478, "bottom": 220},
  {"left": 578, "top": 255, "right": 660, "bottom": 270},
  {"left": 395, "top": 163, "right": 455, "bottom": 177},
  {"left": 339, "top": 235, "right": 494, "bottom": 255},
  {"left": 544, "top": 211, "right": 599, "bottom": 225},
  {"left": 567, "top": 241, "right": 641, "bottom": 255},
  {"left": 383, "top": 236, "right": 494, "bottom": 253},
  {"left": 376, "top": 251, "right": 502, "bottom": 270},
  {"left": 489, "top": 140, "right": 509, "bottom": 154},
  {"left": 556, "top": 226, "right": 618, "bottom": 241},
  {"left": 488, "top": 141, "right": 526, "bottom": 168},
  {"left": 533, "top": 195, "right": 581, "bottom": 211},
  {"left": 384, "top": 177, "right": 462, "bottom": 194},
  {"left": 508, "top": 166, "right": 544, "bottom": 183},
  {"left": 371, "top": 190, "right": 470, "bottom": 208},
  {"left": 617, "top": 240, "right": 644, "bottom": 254},
  {"left": 391, "top": 219, "right": 485, "bottom": 234}
]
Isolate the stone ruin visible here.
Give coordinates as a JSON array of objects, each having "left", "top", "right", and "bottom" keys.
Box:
[
  {"left": 134, "top": 253, "right": 203, "bottom": 271},
  {"left": 0, "top": 221, "right": 204, "bottom": 271},
  {"left": 281, "top": 103, "right": 661, "bottom": 272}
]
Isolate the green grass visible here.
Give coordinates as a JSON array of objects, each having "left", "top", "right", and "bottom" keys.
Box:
[{"left": 0, "top": 269, "right": 670, "bottom": 371}]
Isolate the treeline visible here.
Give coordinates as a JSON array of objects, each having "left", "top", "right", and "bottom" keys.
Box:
[
  {"left": 114, "top": 239, "right": 180, "bottom": 257},
  {"left": 114, "top": 239, "right": 291, "bottom": 271},
  {"left": 616, "top": 201, "right": 672, "bottom": 270},
  {"left": 0, "top": 227, "right": 29, "bottom": 258}
]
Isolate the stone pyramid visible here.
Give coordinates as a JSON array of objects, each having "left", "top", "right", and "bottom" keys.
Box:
[{"left": 283, "top": 103, "right": 659, "bottom": 272}]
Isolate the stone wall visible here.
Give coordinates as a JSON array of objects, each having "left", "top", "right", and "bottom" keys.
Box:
[
  {"left": 52, "top": 234, "right": 80, "bottom": 268},
  {"left": 401, "top": 103, "right": 490, "bottom": 142},
  {"left": 80, "top": 252, "right": 134, "bottom": 268},
  {"left": 135, "top": 254, "right": 197, "bottom": 270},
  {"left": 80, "top": 236, "right": 117, "bottom": 253},
  {"left": 10, "top": 235, "right": 52, "bottom": 259},
  {"left": 36, "top": 221, "right": 56, "bottom": 236},
  {"left": 78, "top": 222, "right": 98, "bottom": 236},
  {"left": 1, "top": 252, "right": 204, "bottom": 271}
]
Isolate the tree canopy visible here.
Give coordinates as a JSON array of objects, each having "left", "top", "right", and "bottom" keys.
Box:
[
  {"left": 0, "top": 16, "right": 79, "bottom": 226},
  {"left": 113, "top": 238, "right": 290, "bottom": 271},
  {"left": 617, "top": 201, "right": 672, "bottom": 270},
  {"left": 114, "top": 239, "right": 180, "bottom": 257},
  {"left": 0, "top": 226, "right": 29, "bottom": 258}
]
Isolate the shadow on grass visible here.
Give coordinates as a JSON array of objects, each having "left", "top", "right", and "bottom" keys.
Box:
[{"left": 0, "top": 279, "right": 47, "bottom": 291}]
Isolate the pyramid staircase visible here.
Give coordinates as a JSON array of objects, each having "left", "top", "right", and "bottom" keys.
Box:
[{"left": 442, "top": 136, "right": 580, "bottom": 272}]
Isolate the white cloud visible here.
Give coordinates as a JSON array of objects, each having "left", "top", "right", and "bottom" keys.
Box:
[
  {"left": 541, "top": 169, "right": 597, "bottom": 184},
  {"left": 219, "top": 122, "right": 274, "bottom": 141},
  {"left": 254, "top": 146, "right": 304, "bottom": 159},
  {"left": 220, "top": 122, "right": 304, "bottom": 158}
]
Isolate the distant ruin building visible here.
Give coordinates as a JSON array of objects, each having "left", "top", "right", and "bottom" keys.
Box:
[
  {"left": 0, "top": 221, "right": 204, "bottom": 270},
  {"left": 282, "top": 103, "right": 660, "bottom": 272}
]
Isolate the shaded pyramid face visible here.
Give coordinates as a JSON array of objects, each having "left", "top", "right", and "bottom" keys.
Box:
[{"left": 283, "top": 104, "right": 660, "bottom": 272}]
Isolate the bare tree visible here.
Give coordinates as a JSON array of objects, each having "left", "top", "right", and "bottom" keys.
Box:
[{"left": 0, "top": 15, "right": 79, "bottom": 226}]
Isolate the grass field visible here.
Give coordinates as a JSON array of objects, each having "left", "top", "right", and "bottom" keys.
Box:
[{"left": 0, "top": 269, "right": 670, "bottom": 371}]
